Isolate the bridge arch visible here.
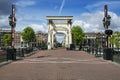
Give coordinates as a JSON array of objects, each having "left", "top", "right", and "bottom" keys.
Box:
[{"left": 46, "top": 16, "right": 73, "bottom": 49}]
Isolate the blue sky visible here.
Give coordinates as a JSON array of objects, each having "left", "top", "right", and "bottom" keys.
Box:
[
  {"left": 15, "top": 0, "right": 120, "bottom": 31},
  {"left": 0, "top": 0, "right": 120, "bottom": 42}
]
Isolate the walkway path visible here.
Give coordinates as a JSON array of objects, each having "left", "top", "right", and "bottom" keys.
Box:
[{"left": 0, "top": 49, "right": 120, "bottom": 80}]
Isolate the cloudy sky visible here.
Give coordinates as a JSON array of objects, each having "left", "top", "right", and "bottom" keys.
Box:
[{"left": 0, "top": 0, "right": 120, "bottom": 42}]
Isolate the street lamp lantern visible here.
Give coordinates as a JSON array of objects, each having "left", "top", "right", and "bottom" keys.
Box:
[
  {"left": 107, "top": 15, "right": 111, "bottom": 26},
  {"left": 107, "top": 15, "right": 111, "bottom": 21},
  {"left": 8, "top": 15, "right": 12, "bottom": 21},
  {"left": 9, "top": 15, "right": 16, "bottom": 27},
  {"left": 102, "top": 17, "right": 105, "bottom": 27},
  {"left": 102, "top": 15, "right": 111, "bottom": 28},
  {"left": 9, "top": 15, "right": 12, "bottom": 26}
]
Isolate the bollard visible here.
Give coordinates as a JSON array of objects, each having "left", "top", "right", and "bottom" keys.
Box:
[
  {"left": 21, "top": 49, "right": 24, "bottom": 57},
  {"left": 95, "top": 48, "right": 98, "bottom": 57},
  {"left": 92, "top": 47, "right": 94, "bottom": 54},
  {"left": 13, "top": 49, "right": 16, "bottom": 60},
  {"left": 7, "top": 48, "right": 16, "bottom": 61},
  {"left": 103, "top": 48, "right": 113, "bottom": 60}
]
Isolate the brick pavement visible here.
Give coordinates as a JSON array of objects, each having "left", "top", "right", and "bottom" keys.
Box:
[{"left": 0, "top": 49, "right": 120, "bottom": 80}]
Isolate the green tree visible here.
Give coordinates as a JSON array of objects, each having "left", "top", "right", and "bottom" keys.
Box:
[
  {"left": 21, "top": 27, "right": 35, "bottom": 46},
  {"left": 109, "top": 32, "right": 120, "bottom": 48},
  {"left": 2, "top": 34, "right": 11, "bottom": 47},
  {"left": 71, "top": 26, "right": 85, "bottom": 45},
  {"left": 95, "top": 38, "right": 100, "bottom": 47},
  {"left": 109, "top": 34, "right": 115, "bottom": 48}
]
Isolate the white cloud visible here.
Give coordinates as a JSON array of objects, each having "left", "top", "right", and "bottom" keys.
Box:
[
  {"left": 110, "top": 12, "right": 120, "bottom": 25},
  {"left": 15, "top": 0, "right": 36, "bottom": 7},
  {"left": 73, "top": 11, "right": 120, "bottom": 32},
  {"left": 85, "top": 1, "right": 120, "bottom": 12},
  {"left": 29, "top": 24, "right": 47, "bottom": 33},
  {"left": 16, "top": 23, "right": 47, "bottom": 33},
  {"left": 16, "top": 14, "right": 45, "bottom": 22},
  {"left": 0, "top": 15, "right": 9, "bottom": 28},
  {"left": 58, "top": 0, "right": 65, "bottom": 16},
  {"left": 56, "top": 34, "right": 65, "bottom": 43}
]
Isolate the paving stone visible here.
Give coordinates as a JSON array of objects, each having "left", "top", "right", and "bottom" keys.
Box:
[{"left": 0, "top": 49, "right": 120, "bottom": 80}]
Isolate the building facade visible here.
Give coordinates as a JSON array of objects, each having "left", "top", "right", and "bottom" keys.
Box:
[
  {"left": 14, "top": 32, "right": 21, "bottom": 48},
  {"left": 35, "top": 31, "right": 48, "bottom": 47},
  {"left": 0, "top": 30, "right": 48, "bottom": 48}
]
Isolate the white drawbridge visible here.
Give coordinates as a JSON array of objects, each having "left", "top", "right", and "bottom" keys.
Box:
[{"left": 46, "top": 16, "right": 73, "bottom": 49}]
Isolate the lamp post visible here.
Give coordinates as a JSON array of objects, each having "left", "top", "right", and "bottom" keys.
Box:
[
  {"left": 103, "top": 5, "right": 111, "bottom": 48},
  {"left": 8, "top": 4, "right": 16, "bottom": 49}
]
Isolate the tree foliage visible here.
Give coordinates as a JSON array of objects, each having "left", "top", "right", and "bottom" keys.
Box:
[
  {"left": 109, "top": 32, "right": 120, "bottom": 48},
  {"left": 2, "top": 34, "right": 11, "bottom": 47},
  {"left": 21, "top": 27, "right": 35, "bottom": 44},
  {"left": 71, "top": 26, "right": 85, "bottom": 45}
]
